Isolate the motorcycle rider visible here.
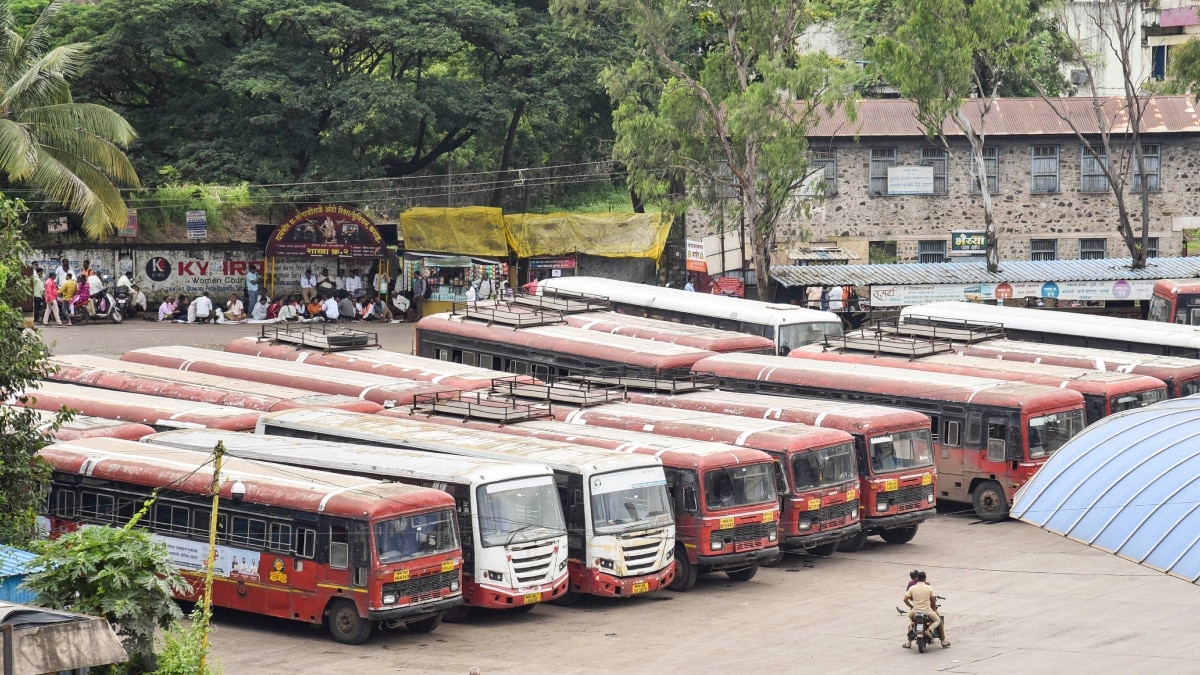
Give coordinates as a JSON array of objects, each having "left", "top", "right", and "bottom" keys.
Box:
[{"left": 903, "top": 571, "right": 949, "bottom": 649}]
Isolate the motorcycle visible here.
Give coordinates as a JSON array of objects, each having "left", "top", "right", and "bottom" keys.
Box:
[
  {"left": 898, "top": 596, "right": 945, "bottom": 653},
  {"left": 79, "top": 277, "right": 124, "bottom": 325}
]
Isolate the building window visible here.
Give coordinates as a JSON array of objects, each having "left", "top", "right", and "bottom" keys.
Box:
[
  {"left": 970, "top": 146, "right": 999, "bottom": 194},
  {"left": 1132, "top": 144, "right": 1160, "bottom": 192},
  {"left": 1032, "top": 145, "right": 1059, "bottom": 193},
  {"left": 1146, "top": 237, "right": 1159, "bottom": 258},
  {"left": 917, "top": 240, "right": 947, "bottom": 264},
  {"left": 920, "top": 147, "right": 948, "bottom": 194},
  {"left": 870, "top": 148, "right": 895, "bottom": 195},
  {"left": 809, "top": 149, "right": 837, "bottom": 196},
  {"left": 1079, "top": 238, "right": 1107, "bottom": 260},
  {"left": 1031, "top": 239, "right": 1058, "bottom": 261},
  {"left": 1080, "top": 147, "right": 1109, "bottom": 192}
]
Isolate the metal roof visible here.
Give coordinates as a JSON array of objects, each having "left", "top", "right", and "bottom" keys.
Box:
[
  {"left": 1012, "top": 400, "right": 1200, "bottom": 584},
  {"left": 771, "top": 257, "right": 1200, "bottom": 288},
  {"left": 0, "top": 545, "right": 36, "bottom": 578}
]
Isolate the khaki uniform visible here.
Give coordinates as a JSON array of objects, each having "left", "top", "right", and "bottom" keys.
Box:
[{"left": 904, "top": 583, "right": 941, "bottom": 636}]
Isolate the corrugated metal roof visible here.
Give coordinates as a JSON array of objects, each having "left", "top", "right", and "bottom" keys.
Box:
[
  {"left": 787, "top": 247, "right": 861, "bottom": 263},
  {"left": 1012, "top": 400, "right": 1200, "bottom": 584},
  {"left": 772, "top": 257, "right": 1200, "bottom": 287},
  {"left": 0, "top": 545, "right": 36, "bottom": 578},
  {"left": 807, "top": 96, "right": 1200, "bottom": 138}
]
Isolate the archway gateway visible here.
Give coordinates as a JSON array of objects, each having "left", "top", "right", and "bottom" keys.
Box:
[{"left": 264, "top": 205, "right": 389, "bottom": 299}]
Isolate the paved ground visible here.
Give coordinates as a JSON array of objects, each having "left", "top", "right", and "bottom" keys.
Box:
[{"left": 43, "top": 322, "right": 1200, "bottom": 674}]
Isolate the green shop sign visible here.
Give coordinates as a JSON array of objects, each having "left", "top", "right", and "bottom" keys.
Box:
[{"left": 951, "top": 230, "right": 987, "bottom": 256}]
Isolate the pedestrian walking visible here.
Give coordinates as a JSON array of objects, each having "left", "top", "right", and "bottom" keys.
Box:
[{"left": 42, "top": 274, "right": 62, "bottom": 326}]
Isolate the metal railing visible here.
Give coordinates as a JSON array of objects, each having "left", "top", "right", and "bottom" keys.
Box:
[
  {"left": 877, "top": 315, "right": 1005, "bottom": 344},
  {"left": 258, "top": 323, "right": 379, "bottom": 352},
  {"left": 823, "top": 329, "right": 955, "bottom": 359},
  {"left": 409, "top": 390, "right": 552, "bottom": 424},
  {"left": 491, "top": 375, "right": 625, "bottom": 407}
]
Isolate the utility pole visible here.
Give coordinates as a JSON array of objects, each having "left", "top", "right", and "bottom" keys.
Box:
[{"left": 200, "top": 441, "right": 225, "bottom": 672}]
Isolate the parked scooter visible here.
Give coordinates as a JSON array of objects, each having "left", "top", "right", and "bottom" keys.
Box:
[{"left": 79, "top": 277, "right": 124, "bottom": 324}]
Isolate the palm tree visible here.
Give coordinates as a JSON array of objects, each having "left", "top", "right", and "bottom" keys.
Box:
[{"left": 0, "top": 0, "right": 138, "bottom": 239}]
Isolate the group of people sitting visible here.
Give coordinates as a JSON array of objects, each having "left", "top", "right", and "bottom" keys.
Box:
[{"left": 157, "top": 289, "right": 395, "bottom": 324}]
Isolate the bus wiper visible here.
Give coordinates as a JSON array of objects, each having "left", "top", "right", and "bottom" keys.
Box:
[{"left": 506, "top": 522, "right": 543, "bottom": 546}]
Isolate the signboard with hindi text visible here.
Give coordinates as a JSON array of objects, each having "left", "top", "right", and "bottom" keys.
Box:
[
  {"left": 950, "top": 230, "right": 987, "bottom": 256},
  {"left": 869, "top": 279, "right": 1156, "bottom": 307},
  {"left": 887, "top": 166, "right": 935, "bottom": 195},
  {"left": 265, "top": 205, "right": 385, "bottom": 258}
]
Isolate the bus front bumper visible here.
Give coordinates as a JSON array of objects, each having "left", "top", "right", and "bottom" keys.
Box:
[
  {"left": 861, "top": 508, "right": 935, "bottom": 535},
  {"left": 695, "top": 546, "right": 780, "bottom": 569},
  {"left": 580, "top": 564, "right": 675, "bottom": 598},
  {"left": 783, "top": 523, "right": 861, "bottom": 551},
  {"left": 465, "top": 574, "right": 570, "bottom": 610},
  {"left": 368, "top": 595, "right": 462, "bottom": 622}
]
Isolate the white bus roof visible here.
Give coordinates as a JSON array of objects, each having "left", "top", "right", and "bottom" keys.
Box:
[
  {"left": 700, "top": 352, "right": 1015, "bottom": 389},
  {"left": 963, "top": 339, "right": 1200, "bottom": 371},
  {"left": 145, "top": 429, "right": 551, "bottom": 487},
  {"left": 562, "top": 402, "right": 814, "bottom": 435},
  {"left": 539, "top": 276, "right": 842, "bottom": 327},
  {"left": 257, "top": 408, "right": 664, "bottom": 475},
  {"left": 902, "top": 301, "right": 1200, "bottom": 351},
  {"left": 432, "top": 313, "right": 713, "bottom": 357},
  {"left": 513, "top": 419, "right": 763, "bottom": 459}
]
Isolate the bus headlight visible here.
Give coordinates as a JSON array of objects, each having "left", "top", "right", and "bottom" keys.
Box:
[
  {"left": 595, "top": 558, "right": 615, "bottom": 570},
  {"left": 927, "top": 492, "right": 935, "bottom": 504},
  {"left": 450, "top": 580, "right": 460, "bottom": 592},
  {"left": 486, "top": 570, "right": 504, "bottom": 582},
  {"left": 559, "top": 560, "right": 568, "bottom": 571},
  {"left": 877, "top": 499, "right": 889, "bottom": 513},
  {"left": 711, "top": 540, "right": 724, "bottom": 551},
  {"left": 383, "top": 593, "right": 398, "bottom": 605},
  {"left": 851, "top": 504, "right": 859, "bottom": 520},
  {"left": 768, "top": 529, "right": 777, "bottom": 542},
  {"left": 799, "top": 517, "right": 813, "bottom": 531}
]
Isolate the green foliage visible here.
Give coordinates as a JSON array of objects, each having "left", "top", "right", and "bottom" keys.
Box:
[
  {"left": 23, "top": 503, "right": 191, "bottom": 672},
  {"left": 0, "top": 0, "right": 140, "bottom": 239},
  {"left": 1163, "top": 38, "right": 1200, "bottom": 97},
  {"left": 529, "top": 180, "right": 636, "bottom": 213},
  {"left": 127, "top": 183, "right": 256, "bottom": 237},
  {"left": 0, "top": 194, "right": 68, "bottom": 547},
  {"left": 152, "top": 608, "right": 218, "bottom": 675}
]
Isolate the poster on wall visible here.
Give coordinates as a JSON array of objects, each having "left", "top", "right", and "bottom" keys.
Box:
[
  {"left": 686, "top": 240, "right": 707, "bottom": 273},
  {"left": 886, "top": 166, "right": 935, "bottom": 195},
  {"left": 266, "top": 205, "right": 385, "bottom": 258},
  {"left": 186, "top": 210, "right": 208, "bottom": 239},
  {"left": 869, "top": 279, "right": 1157, "bottom": 307},
  {"left": 950, "top": 230, "right": 986, "bottom": 256},
  {"left": 118, "top": 210, "right": 138, "bottom": 238}
]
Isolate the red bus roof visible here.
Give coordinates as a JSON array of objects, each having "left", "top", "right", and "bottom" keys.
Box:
[
  {"left": 121, "top": 346, "right": 457, "bottom": 406},
  {"left": 50, "top": 355, "right": 383, "bottom": 414},
  {"left": 958, "top": 339, "right": 1200, "bottom": 392},
  {"left": 40, "top": 438, "right": 454, "bottom": 518},
  {"left": 789, "top": 347, "right": 1167, "bottom": 398},
  {"left": 1153, "top": 279, "right": 1200, "bottom": 296},
  {"left": 693, "top": 353, "right": 1086, "bottom": 411},
  {"left": 224, "top": 338, "right": 536, "bottom": 391},
  {"left": 626, "top": 390, "right": 931, "bottom": 438},
  {"left": 563, "top": 312, "right": 775, "bottom": 353},
  {"left": 17, "top": 406, "right": 156, "bottom": 441},
  {"left": 22, "top": 382, "right": 264, "bottom": 430},
  {"left": 553, "top": 402, "right": 854, "bottom": 454},
  {"left": 416, "top": 313, "right": 716, "bottom": 372}
]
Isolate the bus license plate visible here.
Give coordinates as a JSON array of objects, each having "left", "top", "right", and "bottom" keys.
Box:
[
  {"left": 631, "top": 582, "right": 650, "bottom": 594},
  {"left": 523, "top": 592, "right": 542, "bottom": 605}
]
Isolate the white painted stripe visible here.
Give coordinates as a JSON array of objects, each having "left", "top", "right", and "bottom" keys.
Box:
[
  {"left": 765, "top": 407, "right": 782, "bottom": 420},
  {"left": 431, "top": 374, "right": 451, "bottom": 384},
  {"left": 642, "top": 424, "right": 655, "bottom": 432},
  {"left": 318, "top": 483, "right": 379, "bottom": 512},
  {"left": 294, "top": 352, "right": 311, "bottom": 364},
  {"left": 813, "top": 412, "right": 830, "bottom": 427},
  {"left": 965, "top": 383, "right": 1001, "bottom": 404},
  {"left": 564, "top": 410, "right": 584, "bottom": 424},
  {"left": 733, "top": 429, "right": 755, "bottom": 446}
]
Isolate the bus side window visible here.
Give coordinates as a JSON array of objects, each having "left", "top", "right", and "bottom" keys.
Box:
[
  {"left": 478, "top": 354, "right": 494, "bottom": 370},
  {"left": 296, "top": 527, "right": 317, "bottom": 559},
  {"left": 662, "top": 468, "right": 679, "bottom": 515},
  {"left": 986, "top": 420, "right": 1007, "bottom": 462},
  {"left": 928, "top": 415, "right": 941, "bottom": 443},
  {"left": 945, "top": 421, "right": 962, "bottom": 447},
  {"left": 269, "top": 523, "right": 293, "bottom": 552},
  {"left": 461, "top": 350, "right": 477, "bottom": 367},
  {"left": 329, "top": 523, "right": 350, "bottom": 569},
  {"left": 680, "top": 470, "right": 700, "bottom": 514},
  {"left": 773, "top": 459, "right": 791, "bottom": 494},
  {"left": 436, "top": 348, "right": 450, "bottom": 362},
  {"left": 507, "top": 360, "right": 528, "bottom": 375},
  {"left": 532, "top": 363, "right": 551, "bottom": 380},
  {"left": 52, "top": 487, "right": 76, "bottom": 518},
  {"left": 966, "top": 413, "right": 982, "bottom": 447},
  {"left": 853, "top": 438, "right": 868, "bottom": 477}
]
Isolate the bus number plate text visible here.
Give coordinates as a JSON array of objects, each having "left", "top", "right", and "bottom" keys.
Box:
[
  {"left": 921, "top": 473, "right": 933, "bottom": 486},
  {"left": 631, "top": 582, "right": 650, "bottom": 594},
  {"left": 719, "top": 517, "right": 735, "bottom": 530},
  {"left": 762, "top": 511, "right": 774, "bottom": 523},
  {"left": 883, "top": 479, "right": 898, "bottom": 492},
  {"left": 441, "top": 560, "right": 456, "bottom": 573},
  {"left": 394, "top": 570, "right": 410, "bottom": 582},
  {"left": 523, "top": 593, "right": 542, "bottom": 605}
]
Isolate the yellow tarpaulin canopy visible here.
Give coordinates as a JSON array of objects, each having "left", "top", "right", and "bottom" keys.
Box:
[
  {"left": 400, "top": 207, "right": 508, "bottom": 257},
  {"left": 504, "top": 212, "right": 672, "bottom": 259}
]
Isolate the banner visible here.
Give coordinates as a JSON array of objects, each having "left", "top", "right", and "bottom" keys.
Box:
[
  {"left": 869, "top": 279, "right": 1157, "bottom": 307},
  {"left": 686, "top": 240, "right": 707, "bottom": 273},
  {"left": 186, "top": 210, "right": 208, "bottom": 240},
  {"left": 267, "top": 205, "right": 385, "bottom": 258},
  {"left": 118, "top": 210, "right": 138, "bottom": 238}
]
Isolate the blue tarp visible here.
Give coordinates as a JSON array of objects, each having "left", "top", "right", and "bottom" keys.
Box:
[{"left": 0, "top": 544, "right": 38, "bottom": 604}]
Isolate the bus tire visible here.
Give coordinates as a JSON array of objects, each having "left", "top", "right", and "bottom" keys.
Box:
[
  {"left": 668, "top": 546, "right": 698, "bottom": 592},
  {"left": 327, "top": 599, "right": 372, "bottom": 645},
  {"left": 725, "top": 564, "right": 758, "bottom": 582},
  {"left": 551, "top": 591, "right": 583, "bottom": 606},
  {"left": 442, "top": 605, "right": 472, "bottom": 623},
  {"left": 836, "top": 530, "right": 868, "bottom": 552},
  {"left": 806, "top": 542, "right": 837, "bottom": 557},
  {"left": 880, "top": 525, "right": 919, "bottom": 545},
  {"left": 972, "top": 481, "right": 1010, "bottom": 522},
  {"left": 759, "top": 552, "right": 782, "bottom": 568},
  {"left": 405, "top": 613, "right": 442, "bottom": 634}
]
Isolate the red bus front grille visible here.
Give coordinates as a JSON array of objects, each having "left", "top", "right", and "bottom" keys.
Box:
[{"left": 383, "top": 569, "right": 457, "bottom": 603}]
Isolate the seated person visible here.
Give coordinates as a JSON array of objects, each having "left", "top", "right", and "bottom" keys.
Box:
[
  {"left": 266, "top": 297, "right": 282, "bottom": 320},
  {"left": 172, "top": 295, "right": 190, "bottom": 322},
  {"left": 251, "top": 296, "right": 269, "bottom": 321},
  {"left": 306, "top": 298, "right": 322, "bottom": 318},
  {"left": 223, "top": 294, "right": 246, "bottom": 321},
  {"left": 277, "top": 297, "right": 300, "bottom": 322},
  {"left": 337, "top": 293, "right": 355, "bottom": 321},
  {"left": 157, "top": 296, "right": 177, "bottom": 322},
  {"left": 130, "top": 285, "right": 147, "bottom": 317},
  {"left": 191, "top": 291, "right": 214, "bottom": 323}
]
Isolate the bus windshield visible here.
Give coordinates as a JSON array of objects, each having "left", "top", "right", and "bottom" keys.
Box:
[
  {"left": 590, "top": 467, "right": 673, "bottom": 535},
  {"left": 374, "top": 509, "right": 460, "bottom": 564},
  {"left": 1027, "top": 410, "right": 1085, "bottom": 459},
  {"left": 791, "top": 442, "right": 857, "bottom": 490},
  {"left": 777, "top": 321, "right": 843, "bottom": 353},
  {"left": 702, "top": 463, "right": 778, "bottom": 511},
  {"left": 1111, "top": 389, "right": 1168, "bottom": 414},
  {"left": 476, "top": 476, "right": 567, "bottom": 547},
  {"left": 869, "top": 430, "right": 934, "bottom": 473}
]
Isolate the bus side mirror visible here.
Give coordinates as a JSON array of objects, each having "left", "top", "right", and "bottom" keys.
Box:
[{"left": 682, "top": 485, "right": 698, "bottom": 513}]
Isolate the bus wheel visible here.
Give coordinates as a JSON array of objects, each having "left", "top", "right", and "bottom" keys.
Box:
[
  {"left": 725, "top": 564, "right": 758, "bottom": 582},
  {"left": 327, "top": 600, "right": 372, "bottom": 645},
  {"left": 405, "top": 613, "right": 442, "bottom": 634},
  {"left": 972, "top": 481, "right": 1010, "bottom": 522},
  {"left": 880, "top": 525, "right": 919, "bottom": 545},
  {"left": 442, "top": 605, "right": 472, "bottom": 623},
  {"left": 837, "top": 530, "right": 868, "bottom": 552},
  {"left": 669, "top": 546, "right": 698, "bottom": 592},
  {"left": 758, "top": 552, "right": 782, "bottom": 568},
  {"left": 550, "top": 591, "right": 583, "bottom": 606},
  {"left": 806, "top": 542, "right": 837, "bottom": 557}
]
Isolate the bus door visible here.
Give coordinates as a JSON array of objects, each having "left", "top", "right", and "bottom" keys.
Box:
[
  {"left": 287, "top": 521, "right": 320, "bottom": 621},
  {"left": 321, "top": 517, "right": 355, "bottom": 591},
  {"left": 670, "top": 469, "right": 700, "bottom": 559},
  {"left": 937, "top": 414, "right": 971, "bottom": 503}
]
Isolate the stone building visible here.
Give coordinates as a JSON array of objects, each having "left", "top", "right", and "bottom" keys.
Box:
[{"left": 690, "top": 96, "right": 1200, "bottom": 266}]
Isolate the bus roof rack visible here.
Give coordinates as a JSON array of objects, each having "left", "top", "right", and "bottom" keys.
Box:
[
  {"left": 491, "top": 376, "right": 626, "bottom": 407},
  {"left": 454, "top": 301, "right": 566, "bottom": 328},
  {"left": 257, "top": 323, "right": 379, "bottom": 352},
  {"left": 511, "top": 291, "right": 610, "bottom": 314},
  {"left": 410, "top": 390, "right": 552, "bottom": 424},
  {"left": 876, "top": 315, "right": 1005, "bottom": 343},
  {"left": 564, "top": 366, "right": 719, "bottom": 394},
  {"left": 823, "top": 329, "right": 954, "bottom": 359}
]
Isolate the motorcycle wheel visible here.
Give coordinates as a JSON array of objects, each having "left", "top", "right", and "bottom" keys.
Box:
[
  {"left": 917, "top": 637, "right": 926, "bottom": 653},
  {"left": 111, "top": 309, "right": 124, "bottom": 324}
]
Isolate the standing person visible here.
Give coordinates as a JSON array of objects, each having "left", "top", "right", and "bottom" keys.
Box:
[
  {"left": 476, "top": 273, "right": 494, "bottom": 301},
  {"left": 300, "top": 268, "right": 317, "bottom": 304},
  {"left": 903, "top": 571, "right": 949, "bottom": 649},
  {"left": 411, "top": 270, "right": 427, "bottom": 317},
  {"left": 316, "top": 268, "right": 336, "bottom": 295},
  {"left": 56, "top": 258, "right": 71, "bottom": 287},
  {"left": 465, "top": 283, "right": 477, "bottom": 305},
  {"left": 60, "top": 273, "right": 78, "bottom": 321},
  {"left": 819, "top": 286, "right": 830, "bottom": 311},
  {"left": 684, "top": 276, "right": 695, "bottom": 292},
  {"left": 245, "top": 265, "right": 260, "bottom": 309},
  {"left": 373, "top": 265, "right": 390, "bottom": 301},
  {"left": 828, "top": 284, "right": 844, "bottom": 312},
  {"left": 80, "top": 260, "right": 92, "bottom": 282},
  {"left": 806, "top": 285, "right": 822, "bottom": 309},
  {"left": 42, "top": 274, "right": 62, "bottom": 326},
  {"left": 31, "top": 264, "right": 45, "bottom": 324}
]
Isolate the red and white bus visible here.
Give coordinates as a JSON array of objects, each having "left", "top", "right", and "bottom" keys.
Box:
[
  {"left": 416, "top": 313, "right": 715, "bottom": 381},
  {"left": 19, "top": 406, "right": 156, "bottom": 441},
  {"left": 50, "top": 355, "right": 384, "bottom": 413},
  {"left": 121, "top": 346, "right": 457, "bottom": 407},
  {"left": 381, "top": 409, "right": 779, "bottom": 592},
  {"left": 22, "top": 381, "right": 264, "bottom": 431},
  {"left": 256, "top": 408, "right": 677, "bottom": 601},
  {"left": 790, "top": 346, "right": 1168, "bottom": 424},
  {"left": 956, "top": 339, "right": 1200, "bottom": 398},
  {"left": 626, "top": 390, "right": 936, "bottom": 552},
  {"left": 145, "top": 429, "right": 570, "bottom": 620},
  {"left": 536, "top": 276, "right": 844, "bottom": 355},
  {"left": 40, "top": 438, "right": 462, "bottom": 644},
  {"left": 692, "top": 353, "right": 1087, "bottom": 521},
  {"left": 1148, "top": 279, "right": 1200, "bottom": 325},
  {"left": 561, "top": 311, "right": 776, "bottom": 354},
  {"left": 224, "top": 338, "right": 538, "bottom": 391}
]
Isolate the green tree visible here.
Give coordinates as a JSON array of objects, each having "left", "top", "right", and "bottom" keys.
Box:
[
  {"left": 565, "top": 0, "right": 855, "bottom": 300},
  {"left": 872, "top": 0, "right": 1032, "bottom": 272},
  {"left": 23, "top": 501, "right": 190, "bottom": 672},
  {"left": 1165, "top": 38, "right": 1200, "bottom": 98},
  {"left": 0, "top": 0, "right": 139, "bottom": 239},
  {"left": 0, "top": 194, "right": 68, "bottom": 547}
]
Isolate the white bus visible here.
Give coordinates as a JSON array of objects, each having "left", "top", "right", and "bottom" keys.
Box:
[
  {"left": 901, "top": 301, "right": 1200, "bottom": 359},
  {"left": 144, "top": 429, "right": 569, "bottom": 621},
  {"left": 255, "top": 408, "right": 677, "bottom": 601},
  {"left": 536, "top": 276, "right": 843, "bottom": 355}
]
